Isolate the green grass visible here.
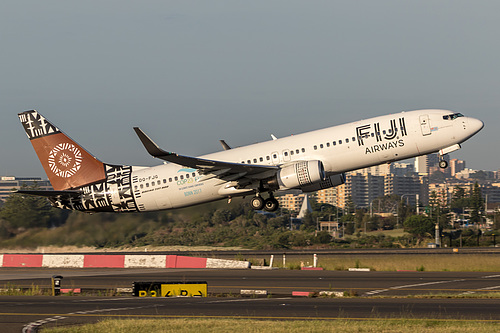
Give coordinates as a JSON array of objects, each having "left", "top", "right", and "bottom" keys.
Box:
[
  {"left": 272, "top": 254, "right": 500, "bottom": 272},
  {"left": 0, "top": 283, "right": 48, "bottom": 296},
  {"left": 42, "top": 318, "right": 500, "bottom": 333}
]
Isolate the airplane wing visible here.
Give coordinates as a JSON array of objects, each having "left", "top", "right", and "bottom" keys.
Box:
[{"left": 133, "top": 128, "right": 278, "bottom": 181}]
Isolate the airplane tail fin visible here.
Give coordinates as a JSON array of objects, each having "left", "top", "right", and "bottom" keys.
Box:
[{"left": 18, "top": 110, "right": 106, "bottom": 191}]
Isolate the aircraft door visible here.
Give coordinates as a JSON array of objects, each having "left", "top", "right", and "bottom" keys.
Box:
[
  {"left": 108, "top": 183, "right": 122, "bottom": 209},
  {"left": 419, "top": 115, "right": 431, "bottom": 136}
]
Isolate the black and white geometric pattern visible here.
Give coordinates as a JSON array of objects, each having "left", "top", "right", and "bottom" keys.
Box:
[{"left": 18, "top": 110, "right": 60, "bottom": 140}]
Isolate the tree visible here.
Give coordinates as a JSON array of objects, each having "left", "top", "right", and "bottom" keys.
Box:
[
  {"left": 0, "top": 184, "right": 65, "bottom": 232},
  {"left": 344, "top": 196, "right": 356, "bottom": 215},
  {"left": 469, "top": 183, "right": 484, "bottom": 223},
  {"left": 372, "top": 195, "right": 400, "bottom": 215},
  {"left": 403, "top": 215, "right": 435, "bottom": 241},
  {"left": 451, "top": 186, "right": 469, "bottom": 215}
]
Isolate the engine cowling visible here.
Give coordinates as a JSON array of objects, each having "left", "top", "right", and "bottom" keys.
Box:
[
  {"left": 301, "top": 173, "right": 346, "bottom": 193},
  {"left": 277, "top": 160, "right": 326, "bottom": 190}
]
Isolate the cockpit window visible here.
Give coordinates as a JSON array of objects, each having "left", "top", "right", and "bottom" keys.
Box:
[{"left": 443, "top": 113, "right": 464, "bottom": 120}]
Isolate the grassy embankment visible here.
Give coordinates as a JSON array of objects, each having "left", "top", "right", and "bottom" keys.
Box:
[
  {"left": 42, "top": 318, "right": 500, "bottom": 333},
  {"left": 273, "top": 254, "right": 500, "bottom": 272}
]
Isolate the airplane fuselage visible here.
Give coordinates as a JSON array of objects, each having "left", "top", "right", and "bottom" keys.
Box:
[{"left": 46, "top": 109, "right": 483, "bottom": 213}]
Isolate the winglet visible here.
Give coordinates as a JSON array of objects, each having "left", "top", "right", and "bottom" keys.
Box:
[
  {"left": 133, "top": 127, "right": 174, "bottom": 158},
  {"left": 219, "top": 140, "right": 231, "bottom": 150}
]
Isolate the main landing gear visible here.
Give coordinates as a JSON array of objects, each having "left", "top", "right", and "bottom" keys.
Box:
[{"left": 250, "top": 193, "right": 279, "bottom": 212}]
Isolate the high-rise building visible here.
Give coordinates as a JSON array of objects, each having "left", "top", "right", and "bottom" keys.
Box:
[
  {"left": 384, "top": 174, "right": 425, "bottom": 206},
  {"left": 342, "top": 173, "right": 384, "bottom": 208},
  {"left": 276, "top": 191, "right": 306, "bottom": 212},
  {"left": 316, "top": 187, "right": 337, "bottom": 206},
  {"left": 415, "top": 155, "right": 428, "bottom": 175},
  {"left": 450, "top": 159, "right": 466, "bottom": 177}
]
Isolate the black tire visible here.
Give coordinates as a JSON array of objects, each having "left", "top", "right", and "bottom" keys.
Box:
[
  {"left": 250, "top": 196, "right": 265, "bottom": 210},
  {"left": 264, "top": 198, "right": 279, "bottom": 212},
  {"left": 439, "top": 160, "right": 448, "bottom": 169}
]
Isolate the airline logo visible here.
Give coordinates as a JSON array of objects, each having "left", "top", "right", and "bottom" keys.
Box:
[
  {"left": 356, "top": 117, "right": 407, "bottom": 154},
  {"left": 47, "top": 142, "right": 83, "bottom": 178}
]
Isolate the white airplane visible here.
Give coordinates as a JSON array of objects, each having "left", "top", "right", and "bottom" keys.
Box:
[{"left": 17, "top": 109, "right": 483, "bottom": 213}]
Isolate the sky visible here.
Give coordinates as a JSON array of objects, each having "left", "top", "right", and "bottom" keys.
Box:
[{"left": 1, "top": 1, "right": 499, "bottom": 178}]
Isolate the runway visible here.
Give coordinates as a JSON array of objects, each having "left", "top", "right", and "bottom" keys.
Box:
[{"left": 1, "top": 267, "right": 500, "bottom": 332}]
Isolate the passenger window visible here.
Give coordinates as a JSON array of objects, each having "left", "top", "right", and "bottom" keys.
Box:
[
  {"left": 301, "top": 148, "right": 305, "bottom": 153},
  {"left": 146, "top": 183, "right": 149, "bottom": 188},
  {"left": 326, "top": 142, "right": 330, "bottom": 147},
  {"left": 333, "top": 141, "right": 336, "bottom": 146},
  {"left": 352, "top": 137, "right": 356, "bottom": 141},
  {"left": 284, "top": 152, "right": 288, "bottom": 157},
  {"left": 260, "top": 157, "right": 263, "bottom": 162},
  {"left": 253, "top": 158, "right": 257, "bottom": 163},
  {"left": 157, "top": 180, "right": 161, "bottom": 185},
  {"left": 346, "top": 138, "right": 349, "bottom": 143},
  {"left": 247, "top": 160, "right": 251, "bottom": 164},
  {"left": 290, "top": 151, "right": 294, "bottom": 155},
  {"left": 314, "top": 145, "right": 318, "bottom": 150},
  {"left": 186, "top": 174, "right": 189, "bottom": 178},
  {"left": 134, "top": 185, "right": 138, "bottom": 190},
  {"left": 192, "top": 172, "right": 196, "bottom": 177},
  {"left": 320, "top": 144, "right": 324, "bottom": 149},
  {"left": 140, "top": 184, "right": 144, "bottom": 189},
  {"left": 174, "top": 176, "right": 178, "bottom": 181},
  {"left": 273, "top": 154, "right": 277, "bottom": 158},
  {"left": 296, "top": 149, "right": 300, "bottom": 154},
  {"left": 339, "top": 140, "right": 342, "bottom": 144},
  {"left": 266, "top": 156, "right": 270, "bottom": 160},
  {"left": 180, "top": 175, "right": 184, "bottom": 180},
  {"left": 169, "top": 178, "right": 172, "bottom": 182},
  {"left": 163, "top": 179, "right": 166, "bottom": 184}
]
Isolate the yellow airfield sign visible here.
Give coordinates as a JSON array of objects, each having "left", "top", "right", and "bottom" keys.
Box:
[
  {"left": 161, "top": 283, "right": 207, "bottom": 297},
  {"left": 134, "top": 281, "right": 207, "bottom": 297}
]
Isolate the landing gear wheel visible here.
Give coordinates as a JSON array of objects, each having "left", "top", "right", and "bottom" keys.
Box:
[
  {"left": 439, "top": 160, "right": 448, "bottom": 169},
  {"left": 250, "top": 196, "right": 265, "bottom": 210},
  {"left": 264, "top": 198, "right": 279, "bottom": 212}
]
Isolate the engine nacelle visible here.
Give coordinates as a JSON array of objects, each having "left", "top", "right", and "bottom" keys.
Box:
[
  {"left": 301, "top": 173, "right": 346, "bottom": 193},
  {"left": 277, "top": 160, "right": 326, "bottom": 190}
]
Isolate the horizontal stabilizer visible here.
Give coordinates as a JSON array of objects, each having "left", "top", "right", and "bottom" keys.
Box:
[{"left": 16, "top": 189, "right": 82, "bottom": 199}]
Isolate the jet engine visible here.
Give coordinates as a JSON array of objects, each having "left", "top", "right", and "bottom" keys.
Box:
[{"left": 276, "top": 160, "right": 326, "bottom": 190}]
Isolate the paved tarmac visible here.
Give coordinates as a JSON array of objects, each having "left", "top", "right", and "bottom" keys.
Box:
[
  {"left": 1, "top": 267, "right": 500, "bottom": 296},
  {"left": 3, "top": 295, "right": 500, "bottom": 333},
  {"left": 0, "top": 267, "right": 499, "bottom": 332}
]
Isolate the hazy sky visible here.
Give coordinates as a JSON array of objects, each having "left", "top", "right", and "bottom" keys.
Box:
[{"left": 1, "top": 1, "right": 499, "bottom": 178}]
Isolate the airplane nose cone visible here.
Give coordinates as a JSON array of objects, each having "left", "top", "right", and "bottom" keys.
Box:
[{"left": 468, "top": 117, "right": 484, "bottom": 133}]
